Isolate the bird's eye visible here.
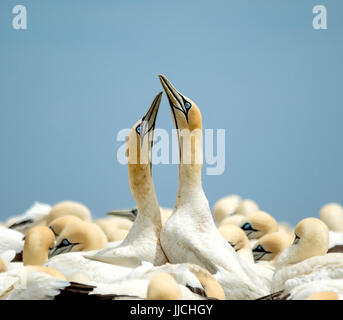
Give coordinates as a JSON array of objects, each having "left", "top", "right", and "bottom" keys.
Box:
[
  {"left": 136, "top": 125, "right": 141, "bottom": 135},
  {"left": 184, "top": 102, "right": 191, "bottom": 110},
  {"left": 228, "top": 241, "right": 236, "bottom": 248},
  {"left": 61, "top": 239, "right": 71, "bottom": 247},
  {"left": 242, "top": 223, "right": 252, "bottom": 231},
  {"left": 293, "top": 234, "right": 300, "bottom": 245},
  {"left": 254, "top": 245, "right": 264, "bottom": 252}
]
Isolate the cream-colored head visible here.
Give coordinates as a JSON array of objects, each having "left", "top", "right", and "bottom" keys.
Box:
[
  {"left": 147, "top": 272, "right": 181, "bottom": 300},
  {"left": 319, "top": 203, "right": 343, "bottom": 232},
  {"left": 48, "top": 215, "right": 82, "bottom": 238},
  {"left": 49, "top": 221, "right": 108, "bottom": 258},
  {"left": 235, "top": 199, "right": 259, "bottom": 216},
  {"left": 23, "top": 226, "right": 55, "bottom": 266},
  {"left": 252, "top": 232, "right": 293, "bottom": 264},
  {"left": 0, "top": 258, "right": 7, "bottom": 273},
  {"left": 240, "top": 211, "right": 278, "bottom": 239},
  {"left": 95, "top": 218, "right": 130, "bottom": 242},
  {"left": 159, "top": 75, "right": 203, "bottom": 169},
  {"left": 305, "top": 291, "right": 339, "bottom": 300},
  {"left": 219, "top": 224, "right": 250, "bottom": 252},
  {"left": 276, "top": 218, "right": 329, "bottom": 267},
  {"left": 46, "top": 201, "right": 92, "bottom": 225},
  {"left": 187, "top": 263, "right": 226, "bottom": 300},
  {"left": 219, "top": 214, "right": 244, "bottom": 227},
  {"left": 159, "top": 75, "right": 201, "bottom": 132},
  {"left": 213, "top": 195, "right": 242, "bottom": 224},
  {"left": 25, "top": 266, "right": 66, "bottom": 280}
]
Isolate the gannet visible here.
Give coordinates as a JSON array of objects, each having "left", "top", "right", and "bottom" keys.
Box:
[
  {"left": 319, "top": 203, "right": 343, "bottom": 252},
  {"left": 48, "top": 215, "right": 83, "bottom": 237},
  {"left": 158, "top": 74, "right": 269, "bottom": 299},
  {"left": 213, "top": 194, "right": 242, "bottom": 225},
  {"left": 319, "top": 203, "right": 343, "bottom": 232},
  {"left": 5, "top": 202, "right": 52, "bottom": 235},
  {"left": 218, "top": 224, "right": 277, "bottom": 289},
  {"left": 239, "top": 210, "right": 278, "bottom": 240},
  {"left": 23, "top": 226, "right": 56, "bottom": 266},
  {"left": 271, "top": 218, "right": 343, "bottom": 295},
  {"left": 218, "top": 224, "right": 254, "bottom": 263},
  {"left": 252, "top": 232, "right": 293, "bottom": 264},
  {"left": 49, "top": 220, "right": 108, "bottom": 258},
  {"left": 86, "top": 92, "right": 168, "bottom": 267},
  {"left": 46, "top": 217, "right": 137, "bottom": 282}
]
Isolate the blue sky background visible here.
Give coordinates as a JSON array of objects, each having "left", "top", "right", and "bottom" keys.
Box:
[{"left": 0, "top": 0, "right": 342, "bottom": 225}]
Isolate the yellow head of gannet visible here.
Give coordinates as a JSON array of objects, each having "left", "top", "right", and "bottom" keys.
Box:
[
  {"left": 240, "top": 211, "right": 278, "bottom": 239},
  {"left": 219, "top": 224, "right": 250, "bottom": 252},
  {"left": 305, "top": 291, "right": 339, "bottom": 300},
  {"left": 252, "top": 232, "right": 292, "bottom": 264},
  {"left": 49, "top": 221, "right": 107, "bottom": 258},
  {"left": 186, "top": 263, "right": 226, "bottom": 300},
  {"left": 235, "top": 199, "right": 259, "bottom": 216},
  {"left": 218, "top": 224, "right": 253, "bottom": 263},
  {"left": 48, "top": 215, "right": 82, "bottom": 237},
  {"left": 213, "top": 195, "right": 242, "bottom": 224},
  {"left": 277, "top": 217, "right": 329, "bottom": 266},
  {"left": 0, "top": 257, "right": 8, "bottom": 273},
  {"left": 46, "top": 201, "right": 92, "bottom": 225},
  {"left": 23, "top": 226, "right": 55, "bottom": 266},
  {"left": 159, "top": 74, "right": 202, "bottom": 170},
  {"left": 319, "top": 203, "right": 343, "bottom": 232},
  {"left": 126, "top": 92, "right": 163, "bottom": 203},
  {"left": 147, "top": 272, "right": 182, "bottom": 300}
]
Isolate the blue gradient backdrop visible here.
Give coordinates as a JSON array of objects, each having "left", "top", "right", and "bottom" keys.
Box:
[{"left": 0, "top": 1, "right": 342, "bottom": 224}]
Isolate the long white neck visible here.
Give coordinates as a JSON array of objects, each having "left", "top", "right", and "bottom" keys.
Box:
[
  {"left": 175, "top": 129, "right": 204, "bottom": 207},
  {"left": 124, "top": 164, "right": 162, "bottom": 242}
]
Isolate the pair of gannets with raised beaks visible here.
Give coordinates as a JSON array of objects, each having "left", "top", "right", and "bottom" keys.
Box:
[{"left": 157, "top": 75, "right": 269, "bottom": 299}]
